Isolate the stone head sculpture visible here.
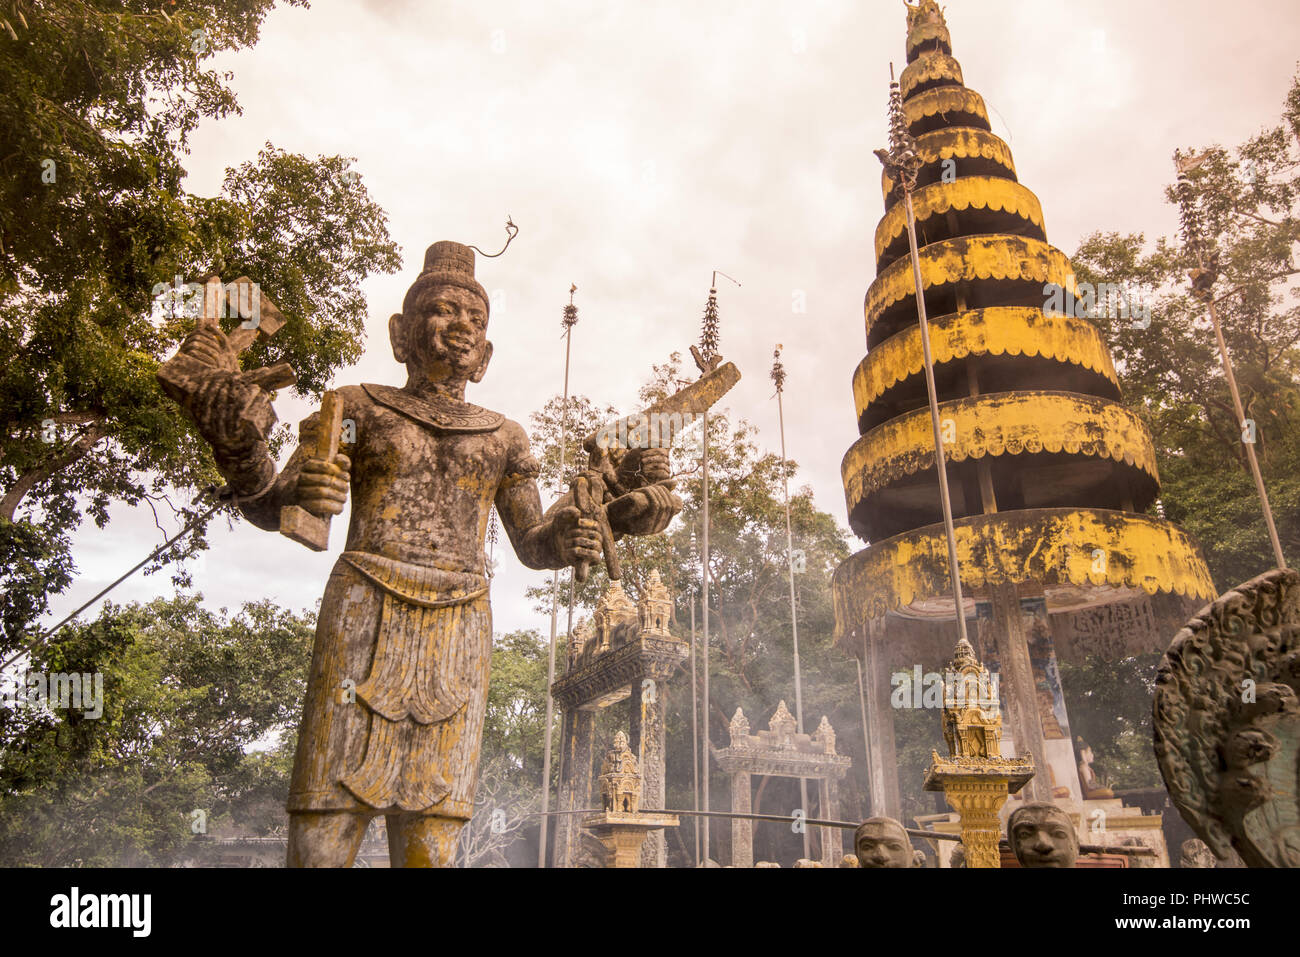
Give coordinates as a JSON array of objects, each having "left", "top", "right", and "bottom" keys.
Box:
[
  {"left": 854, "top": 817, "right": 914, "bottom": 868},
  {"left": 1180, "top": 838, "right": 1216, "bottom": 869},
  {"left": 389, "top": 241, "right": 493, "bottom": 394},
  {"left": 1008, "top": 803, "right": 1079, "bottom": 868}
]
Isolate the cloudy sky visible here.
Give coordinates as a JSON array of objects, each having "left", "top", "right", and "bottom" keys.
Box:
[{"left": 47, "top": 0, "right": 1300, "bottom": 637}]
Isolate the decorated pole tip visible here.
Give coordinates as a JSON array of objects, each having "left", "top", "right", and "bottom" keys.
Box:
[
  {"left": 562, "top": 283, "right": 579, "bottom": 330},
  {"left": 770, "top": 344, "right": 787, "bottom": 392}
]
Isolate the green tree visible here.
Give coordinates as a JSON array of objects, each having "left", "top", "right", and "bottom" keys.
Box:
[
  {"left": 459, "top": 628, "right": 549, "bottom": 867},
  {"left": 0, "top": 595, "right": 314, "bottom": 866},
  {"left": 1072, "top": 70, "right": 1300, "bottom": 587},
  {"left": 0, "top": 1, "right": 402, "bottom": 653}
]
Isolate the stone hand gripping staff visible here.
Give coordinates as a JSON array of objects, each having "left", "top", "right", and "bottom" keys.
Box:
[
  {"left": 155, "top": 242, "right": 682, "bottom": 866},
  {"left": 571, "top": 360, "right": 740, "bottom": 582},
  {"left": 157, "top": 274, "right": 344, "bottom": 550}
]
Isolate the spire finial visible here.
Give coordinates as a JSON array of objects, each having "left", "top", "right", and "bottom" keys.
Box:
[
  {"left": 561, "top": 283, "right": 579, "bottom": 330},
  {"left": 770, "top": 343, "right": 786, "bottom": 393}
]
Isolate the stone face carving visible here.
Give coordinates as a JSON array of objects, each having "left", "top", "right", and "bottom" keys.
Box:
[
  {"left": 1180, "top": 838, "right": 1216, "bottom": 869},
  {"left": 1007, "top": 803, "right": 1078, "bottom": 868},
  {"left": 157, "top": 241, "right": 681, "bottom": 867},
  {"left": 854, "top": 817, "right": 914, "bottom": 868},
  {"left": 1154, "top": 567, "right": 1300, "bottom": 868}
]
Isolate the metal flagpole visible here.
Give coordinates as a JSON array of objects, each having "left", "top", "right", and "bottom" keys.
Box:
[
  {"left": 539, "top": 285, "right": 579, "bottom": 867},
  {"left": 878, "top": 65, "right": 970, "bottom": 646},
  {"left": 695, "top": 269, "right": 739, "bottom": 864},
  {"left": 689, "top": 580, "right": 701, "bottom": 865},
  {"left": 1175, "top": 151, "right": 1287, "bottom": 570},
  {"left": 771, "top": 344, "right": 811, "bottom": 860},
  {"left": 855, "top": 657, "right": 872, "bottom": 801}
]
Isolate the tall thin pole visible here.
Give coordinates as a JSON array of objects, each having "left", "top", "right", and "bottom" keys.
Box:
[
  {"left": 855, "top": 657, "right": 872, "bottom": 813},
  {"left": 695, "top": 268, "right": 738, "bottom": 864},
  {"left": 701, "top": 410, "right": 711, "bottom": 863},
  {"left": 880, "top": 65, "right": 970, "bottom": 645},
  {"left": 689, "top": 583, "right": 701, "bottom": 865},
  {"left": 539, "top": 285, "right": 579, "bottom": 867},
  {"left": 772, "top": 345, "right": 810, "bottom": 860},
  {"left": 1176, "top": 153, "right": 1286, "bottom": 570}
]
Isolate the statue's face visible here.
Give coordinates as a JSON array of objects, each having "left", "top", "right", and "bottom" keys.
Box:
[
  {"left": 855, "top": 821, "right": 912, "bottom": 868},
  {"left": 1010, "top": 807, "right": 1078, "bottom": 868},
  {"left": 398, "top": 283, "right": 491, "bottom": 384}
]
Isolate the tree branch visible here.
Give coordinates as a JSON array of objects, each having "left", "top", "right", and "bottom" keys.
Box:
[{"left": 0, "top": 422, "right": 110, "bottom": 521}]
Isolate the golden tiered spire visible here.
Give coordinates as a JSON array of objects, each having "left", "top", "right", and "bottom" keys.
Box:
[{"left": 833, "top": 6, "right": 1215, "bottom": 611}]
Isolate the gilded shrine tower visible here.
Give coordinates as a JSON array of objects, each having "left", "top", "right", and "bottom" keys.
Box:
[{"left": 832, "top": 2, "right": 1216, "bottom": 822}]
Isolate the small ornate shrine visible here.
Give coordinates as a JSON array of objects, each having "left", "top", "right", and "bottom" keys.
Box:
[
  {"left": 924, "top": 637, "right": 1035, "bottom": 868},
  {"left": 582, "top": 732, "right": 679, "bottom": 868},
  {"left": 551, "top": 572, "right": 688, "bottom": 867}
]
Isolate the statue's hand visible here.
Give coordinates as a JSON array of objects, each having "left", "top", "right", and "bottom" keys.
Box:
[
  {"left": 549, "top": 505, "right": 603, "bottom": 567},
  {"left": 615, "top": 447, "right": 671, "bottom": 489},
  {"left": 296, "top": 453, "right": 351, "bottom": 517},
  {"left": 606, "top": 483, "right": 680, "bottom": 537},
  {"left": 177, "top": 326, "right": 240, "bottom": 374}
]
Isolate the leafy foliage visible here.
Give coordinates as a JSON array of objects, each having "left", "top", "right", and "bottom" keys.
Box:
[
  {"left": 1072, "top": 70, "right": 1300, "bottom": 587},
  {"left": 0, "top": 596, "right": 313, "bottom": 866},
  {"left": 0, "top": 0, "right": 401, "bottom": 652}
]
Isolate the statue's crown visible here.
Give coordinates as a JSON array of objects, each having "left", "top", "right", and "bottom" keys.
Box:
[{"left": 404, "top": 240, "right": 490, "bottom": 315}]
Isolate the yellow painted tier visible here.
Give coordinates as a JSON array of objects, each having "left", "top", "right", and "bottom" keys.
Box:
[
  {"left": 874, "top": 176, "right": 1045, "bottom": 266},
  {"left": 852, "top": 307, "right": 1119, "bottom": 419},
  {"left": 900, "top": 52, "right": 963, "bottom": 99},
  {"left": 831, "top": 508, "right": 1216, "bottom": 629},
  {"left": 904, "top": 86, "right": 989, "bottom": 134},
  {"left": 841, "top": 390, "right": 1160, "bottom": 520},
  {"left": 865, "top": 235, "right": 1079, "bottom": 340},
  {"left": 907, "top": 20, "right": 952, "bottom": 60},
  {"left": 882, "top": 127, "right": 1017, "bottom": 203}
]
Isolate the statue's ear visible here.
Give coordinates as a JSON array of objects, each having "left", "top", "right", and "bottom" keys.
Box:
[
  {"left": 389, "top": 313, "right": 407, "bottom": 363},
  {"left": 470, "top": 340, "right": 493, "bottom": 383}
]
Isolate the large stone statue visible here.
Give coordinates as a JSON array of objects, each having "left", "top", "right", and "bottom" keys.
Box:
[
  {"left": 159, "top": 241, "right": 679, "bottom": 866},
  {"left": 853, "top": 817, "right": 914, "bottom": 868},
  {"left": 1154, "top": 567, "right": 1300, "bottom": 868},
  {"left": 1007, "top": 803, "right": 1078, "bottom": 868}
]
